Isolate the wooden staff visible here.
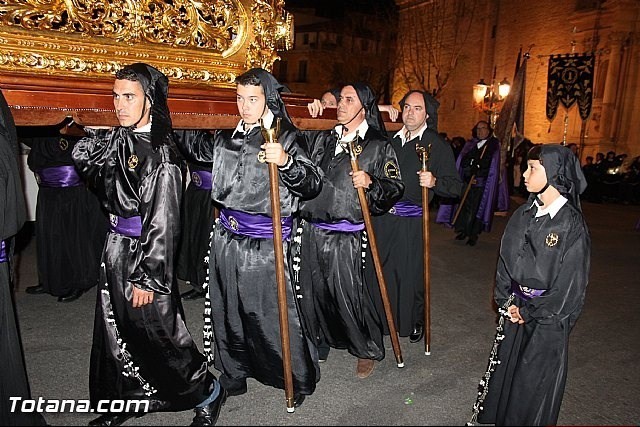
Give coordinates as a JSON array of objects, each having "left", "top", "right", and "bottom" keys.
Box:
[
  {"left": 260, "top": 118, "right": 295, "bottom": 412},
  {"left": 452, "top": 143, "right": 489, "bottom": 225},
  {"left": 346, "top": 138, "right": 404, "bottom": 368},
  {"left": 415, "top": 144, "right": 431, "bottom": 356}
]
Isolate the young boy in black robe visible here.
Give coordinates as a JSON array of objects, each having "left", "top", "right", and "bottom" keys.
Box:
[{"left": 470, "top": 144, "right": 591, "bottom": 426}]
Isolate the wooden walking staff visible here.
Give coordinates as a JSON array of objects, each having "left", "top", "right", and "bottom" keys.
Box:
[
  {"left": 346, "top": 137, "right": 404, "bottom": 368},
  {"left": 260, "top": 117, "right": 295, "bottom": 412},
  {"left": 415, "top": 144, "right": 432, "bottom": 356},
  {"left": 452, "top": 143, "right": 489, "bottom": 225}
]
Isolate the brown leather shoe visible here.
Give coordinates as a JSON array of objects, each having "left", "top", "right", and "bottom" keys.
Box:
[{"left": 355, "top": 358, "right": 375, "bottom": 379}]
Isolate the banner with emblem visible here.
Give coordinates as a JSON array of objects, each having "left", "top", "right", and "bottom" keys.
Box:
[{"left": 546, "top": 53, "right": 595, "bottom": 122}]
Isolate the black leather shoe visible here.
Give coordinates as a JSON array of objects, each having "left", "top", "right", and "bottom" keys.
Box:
[
  {"left": 409, "top": 324, "right": 424, "bottom": 343},
  {"left": 455, "top": 232, "right": 467, "bottom": 240},
  {"left": 466, "top": 237, "right": 478, "bottom": 246},
  {"left": 182, "top": 289, "right": 206, "bottom": 300},
  {"left": 191, "top": 388, "right": 227, "bottom": 426},
  {"left": 88, "top": 413, "right": 140, "bottom": 426},
  {"left": 294, "top": 394, "right": 305, "bottom": 408},
  {"left": 25, "top": 284, "right": 46, "bottom": 295},
  {"left": 57, "top": 289, "right": 85, "bottom": 303}
]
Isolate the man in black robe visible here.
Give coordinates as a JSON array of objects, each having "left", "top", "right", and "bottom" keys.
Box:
[
  {"left": 174, "top": 68, "right": 322, "bottom": 407},
  {"left": 367, "top": 90, "right": 462, "bottom": 343},
  {"left": 1, "top": 89, "right": 47, "bottom": 427},
  {"left": 22, "top": 127, "right": 107, "bottom": 302},
  {"left": 72, "top": 63, "right": 224, "bottom": 426},
  {"left": 296, "top": 83, "right": 404, "bottom": 379},
  {"left": 436, "top": 120, "right": 501, "bottom": 246}
]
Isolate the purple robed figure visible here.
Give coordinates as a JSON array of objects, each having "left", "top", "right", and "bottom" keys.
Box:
[{"left": 436, "top": 132, "right": 501, "bottom": 244}]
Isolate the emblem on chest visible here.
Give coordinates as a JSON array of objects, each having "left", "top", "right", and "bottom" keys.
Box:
[{"left": 545, "top": 232, "right": 559, "bottom": 247}]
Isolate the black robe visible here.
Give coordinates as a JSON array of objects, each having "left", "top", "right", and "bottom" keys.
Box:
[
  {"left": 23, "top": 135, "right": 107, "bottom": 296},
  {"left": 297, "top": 127, "right": 404, "bottom": 360},
  {"left": 0, "top": 90, "right": 47, "bottom": 426},
  {"left": 72, "top": 128, "right": 214, "bottom": 411},
  {"left": 175, "top": 122, "right": 322, "bottom": 396},
  {"left": 367, "top": 129, "right": 462, "bottom": 336},
  {"left": 476, "top": 199, "right": 590, "bottom": 426},
  {"left": 176, "top": 160, "right": 215, "bottom": 290}
]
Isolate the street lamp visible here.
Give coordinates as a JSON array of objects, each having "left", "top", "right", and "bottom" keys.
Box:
[{"left": 472, "top": 77, "right": 511, "bottom": 127}]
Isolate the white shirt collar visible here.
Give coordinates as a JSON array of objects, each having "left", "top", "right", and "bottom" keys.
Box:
[
  {"left": 476, "top": 139, "right": 487, "bottom": 149},
  {"left": 133, "top": 121, "right": 152, "bottom": 133},
  {"left": 232, "top": 109, "right": 274, "bottom": 138},
  {"left": 394, "top": 123, "right": 428, "bottom": 146},
  {"left": 534, "top": 195, "right": 568, "bottom": 218},
  {"left": 334, "top": 120, "right": 369, "bottom": 155}
]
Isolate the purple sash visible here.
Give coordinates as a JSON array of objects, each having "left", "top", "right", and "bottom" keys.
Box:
[
  {"left": 511, "top": 280, "right": 545, "bottom": 300},
  {"left": 36, "top": 166, "right": 82, "bottom": 188},
  {"left": 190, "top": 170, "right": 212, "bottom": 190},
  {"left": 219, "top": 208, "right": 292, "bottom": 240},
  {"left": 0, "top": 240, "right": 7, "bottom": 263},
  {"left": 311, "top": 220, "right": 365, "bottom": 232},
  {"left": 109, "top": 215, "right": 143, "bottom": 238},
  {"left": 389, "top": 200, "right": 422, "bottom": 217}
]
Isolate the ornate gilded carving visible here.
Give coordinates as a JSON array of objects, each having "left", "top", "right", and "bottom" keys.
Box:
[
  {"left": 246, "top": 0, "right": 293, "bottom": 70},
  {"left": 0, "top": 0, "right": 292, "bottom": 88},
  {"left": 0, "top": 0, "right": 244, "bottom": 54}
]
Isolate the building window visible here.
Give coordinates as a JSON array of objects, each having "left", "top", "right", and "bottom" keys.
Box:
[{"left": 298, "top": 60, "right": 308, "bottom": 82}]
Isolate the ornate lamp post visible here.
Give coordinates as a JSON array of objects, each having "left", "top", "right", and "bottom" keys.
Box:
[{"left": 472, "top": 76, "right": 511, "bottom": 128}]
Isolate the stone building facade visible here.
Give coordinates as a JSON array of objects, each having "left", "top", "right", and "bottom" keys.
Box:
[{"left": 393, "top": 0, "right": 640, "bottom": 160}]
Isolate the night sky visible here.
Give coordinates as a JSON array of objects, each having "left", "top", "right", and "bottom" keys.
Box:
[{"left": 286, "top": 0, "right": 396, "bottom": 18}]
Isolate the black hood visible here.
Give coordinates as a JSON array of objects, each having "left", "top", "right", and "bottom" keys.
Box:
[
  {"left": 121, "top": 63, "right": 172, "bottom": 150},
  {"left": 537, "top": 144, "right": 588, "bottom": 210},
  {"left": 350, "top": 82, "right": 386, "bottom": 134},
  {"left": 241, "top": 68, "right": 293, "bottom": 126}
]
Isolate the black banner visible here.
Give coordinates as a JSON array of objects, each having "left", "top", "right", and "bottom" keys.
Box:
[{"left": 546, "top": 53, "right": 595, "bottom": 121}]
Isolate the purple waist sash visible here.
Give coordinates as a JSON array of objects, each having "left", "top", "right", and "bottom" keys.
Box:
[
  {"left": 511, "top": 280, "right": 545, "bottom": 300},
  {"left": 190, "top": 170, "right": 212, "bottom": 190},
  {"left": 311, "top": 219, "right": 365, "bottom": 232},
  {"left": 0, "top": 240, "right": 7, "bottom": 263},
  {"left": 36, "top": 166, "right": 82, "bottom": 188},
  {"left": 219, "top": 208, "right": 292, "bottom": 240},
  {"left": 109, "top": 214, "right": 143, "bottom": 238},
  {"left": 389, "top": 200, "right": 422, "bottom": 217}
]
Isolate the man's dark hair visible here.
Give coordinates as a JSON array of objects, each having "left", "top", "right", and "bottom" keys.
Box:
[
  {"left": 235, "top": 72, "right": 261, "bottom": 87},
  {"left": 115, "top": 67, "right": 140, "bottom": 82}
]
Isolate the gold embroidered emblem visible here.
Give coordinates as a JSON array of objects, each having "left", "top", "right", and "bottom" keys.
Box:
[
  {"left": 353, "top": 144, "right": 363, "bottom": 156},
  {"left": 384, "top": 161, "right": 399, "bottom": 179},
  {"left": 128, "top": 154, "right": 139, "bottom": 169},
  {"left": 191, "top": 171, "right": 202, "bottom": 187},
  {"left": 257, "top": 151, "right": 266, "bottom": 163},
  {"left": 545, "top": 232, "right": 559, "bottom": 247},
  {"left": 59, "top": 138, "right": 69, "bottom": 151},
  {"left": 228, "top": 216, "right": 239, "bottom": 231}
]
